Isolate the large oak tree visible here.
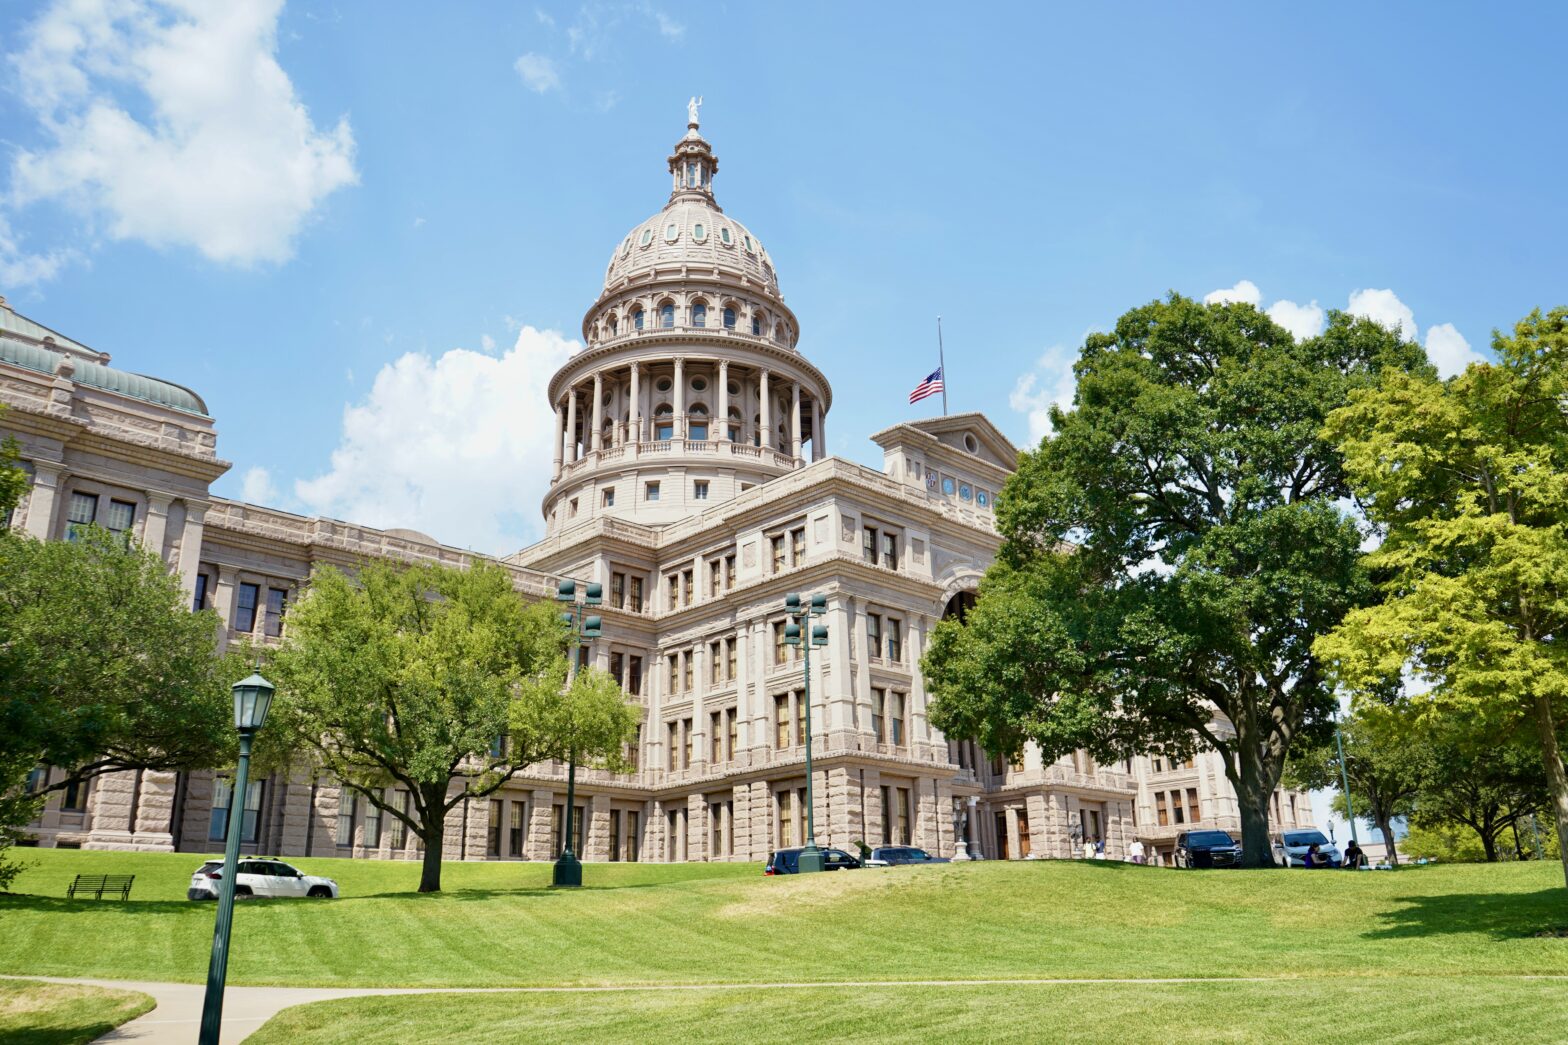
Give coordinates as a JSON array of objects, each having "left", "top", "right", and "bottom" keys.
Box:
[{"left": 925, "top": 296, "right": 1430, "bottom": 865}]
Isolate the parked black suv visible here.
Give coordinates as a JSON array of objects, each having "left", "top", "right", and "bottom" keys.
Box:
[
  {"left": 764, "top": 847, "right": 861, "bottom": 874},
  {"left": 1174, "top": 830, "right": 1243, "bottom": 868}
]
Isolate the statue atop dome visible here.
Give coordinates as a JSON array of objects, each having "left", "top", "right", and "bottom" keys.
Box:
[{"left": 687, "top": 95, "right": 703, "bottom": 128}]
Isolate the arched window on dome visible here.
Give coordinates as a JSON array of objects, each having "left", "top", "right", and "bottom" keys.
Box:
[
  {"left": 751, "top": 314, "right": 763, "bottom": 337},
  {"left": 686, "top": 162, "right": 698, "bottom": 187},
  {"left": 722, "top": 306, "right": 736, "bottom": 330},
  {"left": 728, "top": 407, "right": 742, "bottom": 442},
  {"left": 654, "top": 403, "right": 674, "bottom": 441},
  {"left": 691, "top": 301, "right": 707, "bottom": 328},
  {"left": 606, "top": 313, "right": 618, "bottom": 336},
  {"left": 774, "top": 323, "right": 784, "bottom": 343},
  {"left": 632, "top": 308, "right": 644, "bottom": 331},
  {"left": 752, "top": 413, "right": 762, "bottom": 448},
  {"left": 659, "top": 302, "right": 675, "bottom": 329},
  {"left": 688, "top": 404, "right": 709, "bottom": 441}
]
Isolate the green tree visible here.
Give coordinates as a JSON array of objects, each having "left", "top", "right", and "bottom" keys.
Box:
[
  {"left": 0, "top": 526, "right": 236, "bottom": 886},
  {"left": 1285, "top": 705, "right": 1424, "bottom": 866},
  {"left": 925, "top": 297, "right": 1431, "bottom": 866},
  {"left": 266, "top": 559, "right": 576, "bottom": 893},
  {"left": 1412, "top": 721, "right": 1548, "bottom": 863},
  {"left": 1316, "top": 307, "right": 1568, "bottom": 887},
  {"left": 512, "top": 665, "right": 638, "bottom": 775}
]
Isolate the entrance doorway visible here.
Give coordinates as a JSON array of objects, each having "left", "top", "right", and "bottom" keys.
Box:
[{"left": 994, "top": 812, "right": 1009, "bottom": 860}]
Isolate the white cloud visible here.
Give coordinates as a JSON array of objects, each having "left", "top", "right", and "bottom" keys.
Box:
[
  {"left": 1424, "top": 322, "right": 1484, "bottom": 379},
  {"left": 295, "top": 326, "right": 577, "bottom": 555},
  {"left": 479, "top": 333, "right": 496, "bottom": 353},
  {"left": 6, "top": 0, "right": 358, "bottom": 268},
  {"left": 1347, "top": 288, "right": 1417, "bottom": 341},
  {"left": 513, "top": 52, "right": 561, "bottom": 93},
  {"left": 1266, "top": 298, "right": 1325, "bottom": 341},
  {"left": 650, "top": 9, "right": 685, "bottom": 39},
  {"left": 1009, "top": 344, "right": 1077, "bottom": 446},
  {"left": 1203, "top": 279, "right": 1262, "bottom": 307},
  {"left": 240, "top": 465, "right": 279, "bottom": 505},
  {"left": 0, "top": 214, "right": 77, "bottom": 287}
]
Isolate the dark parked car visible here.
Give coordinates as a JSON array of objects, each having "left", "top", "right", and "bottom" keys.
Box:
[
  {"left": 1173, "top": 830, "right": 1243, "bottom": 868},
  {"left": 764, "top": 847, "right": 861, "bottom": 875},
  {"left": 865, "top": 846, "right": 949, "bottom": 867}
]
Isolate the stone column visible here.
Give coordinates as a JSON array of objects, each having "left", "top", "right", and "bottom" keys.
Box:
[
  {"left": 177, "top": 500, "right": 207, "bottom": 599},
  {"left": 552, "top": 402, "right": 564, "bottom": 478},
  {"left": 854, "top": 600, "right": 875, "bottom": 735},
  {"left": 673, "top": 357, "right": 686, "bottom": 440},
  {"left": 717, "top": 361, "right": 730, "bottom": 441},
  {"left": 909, "top": 614, "right": 931, "bottom": 758},
  {"left": 211, "top": 565, "right": 238, "bottom": 652},
  {"left": 811, "top": 396, "right": 823, "bottom": 461},
  {"left": 630, "top": 363, "right": 643, "bottom": 443},
  {"left": 133, "top": 771, "right": 179, "bottom": 851},
  {"left": 142, "top": 494, "right": 172, "bottom": 561},
  {"left": 1005, "top": 807, "right": 1021, "bottom": 861},
  {"left": 790, "top": 381, "right": 803, "bottom": 462},
  {"left": 586, "top": 793, "right": 612, "bottom": 861},
  {"left": 528, "top": 788, "right": 555, "bottom": 860},
  {"left": 22, "top": 462, "right": 63, "bottom": 539},
  {"left": 759, "top": 370, "right": 773, "bottom": 450},
  {"left": 565, "top": 387, "right": 579, "bottom": 464},
  {"left": 687, "top": 794, "right": 705, "bottom": 861},
  {"left": 590, "top": 371, "right": 604, "bottom": 453},
  {"left": 827, "top": 594, "right": 855, "bottom": 739}
]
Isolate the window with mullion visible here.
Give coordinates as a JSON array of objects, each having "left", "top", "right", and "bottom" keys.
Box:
[
  {"left": 235, "top": 583, "right": 260, "bottom": 633},
  {"left": 264, "top": 587, "right": 287, "bottom": 637},
  {"left": 66, "top": 491, "right": 97, "bottom": 540}
]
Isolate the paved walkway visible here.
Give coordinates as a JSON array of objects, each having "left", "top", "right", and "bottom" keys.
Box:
[{"left": 11, "top": 973, "right": 1567, "bottom": 1043}]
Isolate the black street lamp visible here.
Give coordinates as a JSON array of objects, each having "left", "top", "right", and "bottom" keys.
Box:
[
  {"left": 553, "top": 578, "right": 602, "bottom": 888},
  {"left": 783, "top": 592, "right": 829, "bottom": 874},
  {"left": 199, "top": 672, "right": 275, "bottom": 1045}
]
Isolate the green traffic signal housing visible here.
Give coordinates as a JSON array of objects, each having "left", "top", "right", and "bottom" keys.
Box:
[
  {"left": 584, "top": 582, "right": 603, "bottom": 606},
  {"left": 784, "top": 592, "right": 802, "bottom": 612},
  {"left": 811, "top": 623, "right": 829, "bottom": 646},
  {"left": 784, "top": 621, "right": 802, "bottom": 646},
  {"left": 556, "top": 579, "right": 576, "bottom": 601},
  {"left": 810, "top": 593, "right": 827, "bottom": 615},
  {"left": 583, "top": 615, "right": 603, "bottom": 638}
]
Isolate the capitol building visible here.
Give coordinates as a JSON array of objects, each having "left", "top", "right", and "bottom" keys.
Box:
[{"left": 1, "top": 111, "right": 1314, "bottom": 867}]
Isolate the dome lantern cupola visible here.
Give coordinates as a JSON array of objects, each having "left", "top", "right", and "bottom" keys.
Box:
[{"left": 669, "top": 96, "right": 719, "bottom": 205}]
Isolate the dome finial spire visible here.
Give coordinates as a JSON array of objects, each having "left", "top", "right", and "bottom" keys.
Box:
[{"left": 687, "top": 95, "right": 702, "bottom": 129}]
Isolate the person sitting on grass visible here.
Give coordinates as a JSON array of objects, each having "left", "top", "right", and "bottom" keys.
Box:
[
  {"left": 1303, "top": 843, "right": 1331, "bottom": 868},
  {"left": 1342, "top": 841, "right": 1365, "bottom": 870}
]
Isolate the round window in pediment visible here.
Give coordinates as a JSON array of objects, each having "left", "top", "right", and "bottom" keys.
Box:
[{"left": 964, "top": 433, "right": 979, "bottom": 453}]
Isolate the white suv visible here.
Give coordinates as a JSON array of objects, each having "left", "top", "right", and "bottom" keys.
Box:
[{"left": 188, "top": 859, "right": 339, "bottom": 900}]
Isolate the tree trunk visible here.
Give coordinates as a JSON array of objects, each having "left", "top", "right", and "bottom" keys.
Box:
[
  {"left": 418, "top": 797, "right": 446, "bottom": 893},
  {"left": 1529, "top": 691, "right": 1568, "bottom": 889},
  {"left": 1230, "top": 725, "right": 1276, "bottom": 868},
  {"left": 1480, "top": 830, "right": 1499, "bottom": 863},
  {"left": 1374, "top": 813, "right": 1399, "bottom": 867}
]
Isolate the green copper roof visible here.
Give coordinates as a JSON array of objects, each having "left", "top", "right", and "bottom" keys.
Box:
[{"left": 0, "top": 333, "right": 209, "bottom": 417}]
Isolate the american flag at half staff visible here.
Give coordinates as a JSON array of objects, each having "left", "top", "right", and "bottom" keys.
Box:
[{"left": 909, "top": 366, "right": 944, "bottom": 404}]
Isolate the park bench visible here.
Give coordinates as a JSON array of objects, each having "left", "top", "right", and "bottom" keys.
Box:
[{"left": 65, "top": 873, "right": 135, "bottom": 901}]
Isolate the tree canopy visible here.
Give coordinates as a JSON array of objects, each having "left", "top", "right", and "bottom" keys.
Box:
[
  {"left": 266, "top": 558, "right": 601, "bottom": 892},
  {"left": 925, "top": 295, "right": 1431, "bottom": 865},
  {"left": 1317, "top": 306, "right": 1568, "bottom": 887},
  {"left": 1285, "top": 705, "right": 1425, "bottom": 866}
]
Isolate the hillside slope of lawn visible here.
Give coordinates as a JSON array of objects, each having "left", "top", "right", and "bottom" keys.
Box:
[
  {"left": 0, "top": 978, "right": 155, "bottom": 1045},
  {"left": 247, "top": 977, "right": 1568, "bottom": 1045},
  {"left": 0, "top": 848, "right": 1564, "bottom": 988}
]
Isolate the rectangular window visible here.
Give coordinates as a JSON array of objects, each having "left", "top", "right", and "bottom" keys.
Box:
[
  {"left": 710, "top": 641, "right": 722, "bottom": 685},
  {"left": 683, "top": 718, "right": 693, "bottom": 769},
  {"left": 880, "top": 785, "right": 893, "bottom": 844},
  {"left": 627, "top": 811, "right": 640, "bottom": 862},
  {"left": 770, "top": 534, "right": 785, "bottom": 572},
  {"left": 1171, "top": 790, "right": 1186, "bottom": 825},
  {"left": 609, "top": 809, "right": 622, "bottom": 862},
  {"left": 646, "top": 481, "right": 661, "bottom": 502},
  {"left": 627, "top": 725, "right": 641, "bottom": 771},
  {"left": 487, "top": 800, "right": 501, "bottom": 856},
  {"left": 105, "top": 499, "right": 135, "bottom": 537},
  {"left": 193, "top": 573, "right": 209, "bottom": 612},
  {"left": 886, "top": 619, "right": 902, "bottom": 662},
  {"left": 727, "top": 709, "right": 737, "bottom": 761},
  {"left": 1188, "top": 787, "right": 1201, "bottom": 824},
  {"left": 777, "top": 791, "right": 792, "bottom": 849},
  {"left": 391, "top": 791, "right": 410, "bottom": 849},
  {"left": 510, "top": 801, "right": 526, "bottom": 856},
  {"left": 709, "top": 558, "right": 721, "bottom": 596},
  {"left": 26, "top": 767, "right": 47, "bottom": 794},
  {"left": 795, "top": 787, "right": 808, "bottom": 846},
  {"left": 773, "top": 620, "right": 788, "bottom": 665},
  {"left": 682, "top": 569, "right": 693, "bottom": 605},
  {"left": 66, "top": 491, "right": 97, "bottom": 540},
  {"left": 366, "top": 795, "right": 383, "bottom": 848},
  {"left": 871, "top": 688, "right": 886, "bottom": 742},
  {"left": 774, "top": 695, "right": 790, "bottom": 748},
  {"left": 610, "top": 652, "right": 623, "bottom": 686},
  {"left": 890, "top": 692, "right": 905, "bottom": 747},
  {"left": 602, "top": 487, "right": 615, "bottom": 508},
  {"left": 726, "top": 637, "right": 737, "bottom": 679},
  {"left": 796, "top": 693, "right": 806, "bottom": 746},
  {"left": 235, "top": 582, "right": 260, "bottom": 633},
  {"left": 668, "top": 653, "right": 680, "bottom": 693},
  {"left": 882, "top": 532, "right": 898, "bottom": 571},
  {"left": 896, "top": 787, "right": 912, "bottom": 845},
  {"left": 629, "top": 577, "right": 644, "bottom": 612},
  {"left": 612, "top": 572, "right": 626, "bottom": 608},
  {"left": 790, "top": 527, "right": 805, "bottom": 565},
  {"left": 551, "top": 805, "right": 563, "bottom": 857},
  {"left": 711, "top": 712, "right": 723, "bottom": 762},
  {"left": 264, "top": 587, "right": 287, "bottom": 637},
  {"left": 1156, "top": 792, "right": 1170, "bottom": 827},
  {"left": 336, "top": 787, "right": 356, "bottom": 845},
  {"left": 668, "top": 574, "right": 680, "bottom": 610},
  {"left": 862, "top": 526, "right": 877, "bottom": 563},
  {"left": 683, "top": 649, "right": 693, "bottom": 691},
  {"left": 627, "top": 655, "right": 643, "bottom": 696},
  {"left": 667, "top": 722, "right": 679, "bottom": 771},
  {"left": 867, "top": 614, "right": 882, "bottom": 660},
  {"left": 693, "top": 480, "right": 709, "bottom": 500},
  {"left": 724, "top": 554, "right": 736, "bottom": 588},
  {"left": 207, "top": 778, "right": 260, "bottom": 842}
]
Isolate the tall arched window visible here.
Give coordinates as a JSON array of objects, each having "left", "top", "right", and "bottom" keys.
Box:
[
  {"left": 774, "top": 323, "right": 784, "bottom": 342},
  {"left": 751, "top": 314, "right": 762, "bottom": 336},
  {"left": 632, "top": 308, "right": 644, "bottom": 331},
  {"left": 607, "top": 314, "right": 618, "bottom": 336},
  {"left": 722, "top": 306, "right": 736, "bottom": 329},
  {"left": 660, "top": 303, "right": 675, "bottom": 329},
  {"left": 654, "top": 404, "right": 674, "bottom": 441},
  {"left": 688, "top": 404, "right": 709, "bottom": 441},
  {"left": 691, "top": 302, "right": 707, "bottom": 328},
  {"left": 728, "top": 407, "right": 742, "bottom": 442}
]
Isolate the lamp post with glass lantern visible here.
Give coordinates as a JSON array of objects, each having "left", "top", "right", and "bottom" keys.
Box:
[
  {"left": 553, "top": 578, "right": 602, "bottom": 888},
  {"left": 199, "top": 673, "right": 275, "bottom": 1045},
  {"left": 784, "top": 592, "right": 829, "bottom": 874}
]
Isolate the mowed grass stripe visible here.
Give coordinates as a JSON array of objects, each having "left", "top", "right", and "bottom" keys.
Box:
[{"left": 0, "top": 849, "right": 1564, "bottom": 987}]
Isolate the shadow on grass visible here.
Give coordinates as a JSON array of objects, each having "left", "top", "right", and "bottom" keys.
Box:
[
  {"left": 1, "top": 1020, "right": 135, "bottom": 1045},
  {"left": 0, "top": 879, "right": 671, "bottom": 912},
  {"left": 1364, "top": 889, "right": 1568, "bottom": 941}
]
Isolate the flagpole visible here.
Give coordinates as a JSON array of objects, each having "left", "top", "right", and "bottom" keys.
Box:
[{"left": 936, "top": 316, "right": 948, "bottom": 415}]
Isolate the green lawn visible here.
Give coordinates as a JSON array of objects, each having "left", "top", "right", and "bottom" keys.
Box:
[
  {"left": 1, "top": 848, "right": 1564, "bottom": 990},
  {"left": 0, "top": 977, "right": 154, "bottom": 1044},
  {"left": 246, "top": 977, "right": 1568, "bottom": 1044}
]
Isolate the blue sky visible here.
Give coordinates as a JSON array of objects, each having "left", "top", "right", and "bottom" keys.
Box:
[{"left": 7, "top": 0, "right": 1560, "bottom": 842}]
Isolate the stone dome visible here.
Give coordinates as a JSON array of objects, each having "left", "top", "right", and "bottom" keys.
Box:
[{"left": 603, "top": 199, "right": 779, "bottom": 297}]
